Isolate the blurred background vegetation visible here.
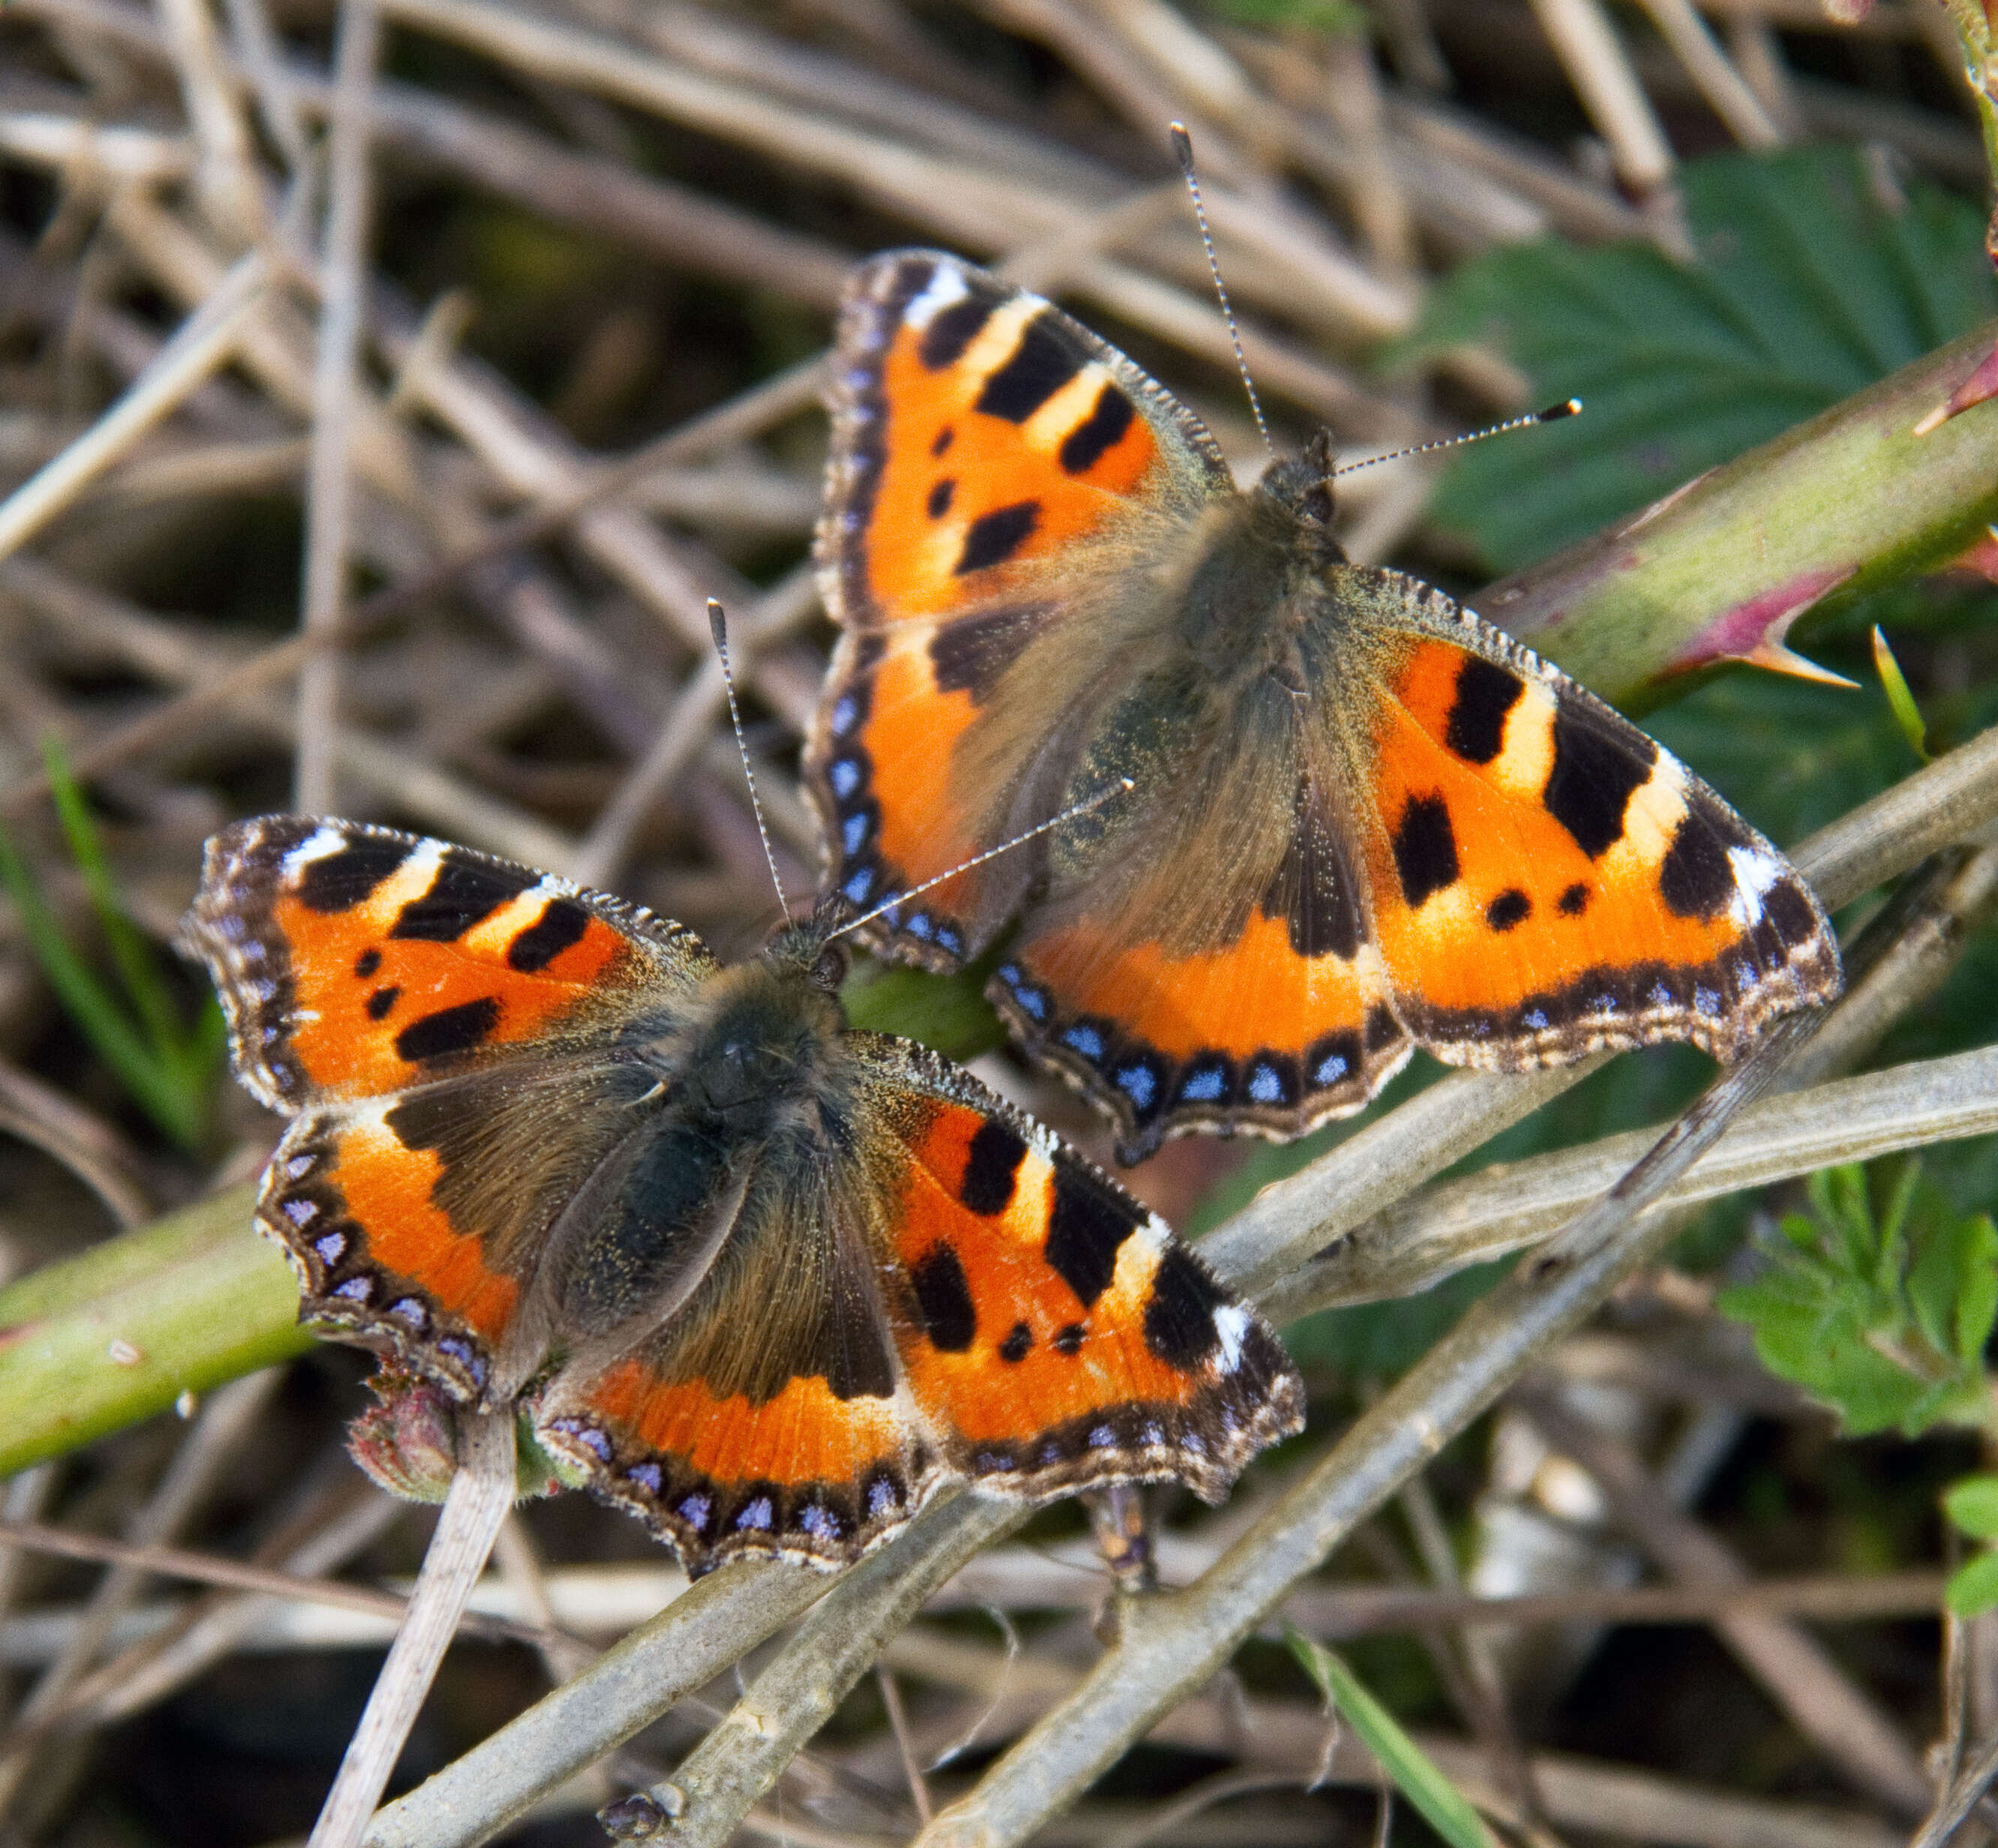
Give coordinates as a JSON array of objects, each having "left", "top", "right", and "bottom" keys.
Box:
[{"left": 0, "top": 0, "right": 1994, "bottom": 1840}]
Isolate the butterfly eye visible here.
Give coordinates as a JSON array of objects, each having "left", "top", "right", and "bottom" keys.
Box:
[
  {"left": 812, "top": 945, "right": 848, "bottom": 991},
  {"left": 1300, "top": 430, "right": 1336, "bottom": 526}
]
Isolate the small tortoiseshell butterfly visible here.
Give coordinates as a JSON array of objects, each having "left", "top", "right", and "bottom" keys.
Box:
[
  {"left": 182, "top": 818, "right": 1303, "bottom": 1573},
  {"left": 806, "top": 251, "right": 1843, "bottom": 1164}
]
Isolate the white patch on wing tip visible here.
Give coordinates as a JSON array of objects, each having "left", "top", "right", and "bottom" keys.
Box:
[
  {"left": 1212, "top": 1304, "right": 1249, "bottom": 1374},
  {"left": 1725, "top": 843, "right": 1783, "bottom": 928},
  {"left": 281, "top": 826, "right": 349, "bottom": 874},
  {"left": 903, "top": 263, "right": 969, "bottom": 330}
]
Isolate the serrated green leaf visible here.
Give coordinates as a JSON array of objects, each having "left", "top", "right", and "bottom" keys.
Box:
[
  {"left": 1722, "top": 1160, "right": 1998, "bottom": 1439},
  {"left": 1777, "top": 1210, "right": 1820, "bottom": 1252},
  {"left": 1286, "top": 1626, "right": 1501, "bottom": 1848},
  {"left": 1945, "top": 1477, "right": 1998, "bottom": 1541},
  {"left": 1909, "top": 1204, "right": 1986, "bottom": 1360},
  {"left": 1403, "top": 147, "right": 1998, "bottom": 572},
  {"left": 1946, "top": 1550, "right": 1998, "bottom": 1618}
]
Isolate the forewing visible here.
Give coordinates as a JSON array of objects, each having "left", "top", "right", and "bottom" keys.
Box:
[
  {"left": 182, "top": 817, "right": 716, "bottom": 1112},
  {"left": 808, "top": 249, "right": 1231, "bottom": 967}
]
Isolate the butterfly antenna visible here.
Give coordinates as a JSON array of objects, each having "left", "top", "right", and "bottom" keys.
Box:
[
  {"left": 1332, "top": 399, "right": 1582, "bottom": 477},
  {"left": 708, "top": 598, "right": 791, "bottom": 925},
  {"left": 1171, "top": 122, "right": 1272, "bottom": 460},
  {"left": 829, "top": 778, "right": 1135, "bottom": 944}
]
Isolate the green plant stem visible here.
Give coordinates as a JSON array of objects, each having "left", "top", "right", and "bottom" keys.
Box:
[
  {"left": 1484, "top": 320, "right": 1998, "bottom": 701},
  {"left": 0, "top": 1184, "right": 308, "bottom": 1474}
]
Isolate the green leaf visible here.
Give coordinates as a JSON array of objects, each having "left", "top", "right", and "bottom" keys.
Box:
[
  {"left": 1871, "top": 627, "right": 1930, "bottom": 761},
  {"left": 1286, "top": 1626, "right": 1500, "bottom": 1848},
  {"left": 1946, "top": 1550, "right": 1998, "bottom": 1618},
  {"left": 1719, "top": 1161, "right": 1998, "bottom": 1440},
  {"left": 1198, "top": 0, "right": 1370, "bottom": 30},
  {"left": 1944, "top": 1476, "right": 1998, "bottom": 1541},
  {"left": 1403, "top": 146, "right": 1998, "bottom": 572},
  {"left": 839, "top": 957, "right": 1004, "bottom": 1063},
  {"left": 44, "top": 738, "right": 187, "bottom": 1064},
  {"left": 1909, "top": 1207, "right": 1998, "bottom": 1364}
]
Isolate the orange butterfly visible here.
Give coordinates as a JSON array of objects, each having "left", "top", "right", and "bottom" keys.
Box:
[
  {"left": 182, "top": 818, "right": 1301, "bottom": 1573},
  {"left": 806, "top": 251, "right": 1842, "bottom": 1164}
]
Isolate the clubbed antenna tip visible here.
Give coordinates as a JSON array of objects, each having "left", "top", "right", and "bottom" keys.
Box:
[
  {"left": 1332, "top": 398, "right": 1585, "bottom": 478},
  {"left": 1170, "top": 121, "right": 1271, "bottom": 460}
]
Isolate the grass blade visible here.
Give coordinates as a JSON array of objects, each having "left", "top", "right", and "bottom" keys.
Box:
[{"left": 1285, "top": 1625, "right": 1502, "bottom": 1848}]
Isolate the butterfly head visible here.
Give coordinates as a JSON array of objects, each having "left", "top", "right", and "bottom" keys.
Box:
[
  {"left": 669, "top": 920, "right": 852, "bottom": 1133},
  {"left": 766, "top": 908, "right": 853, "bottom": 994},
  {"left": 1256, "top": 428, "right": 1341, "bottom": 536}
]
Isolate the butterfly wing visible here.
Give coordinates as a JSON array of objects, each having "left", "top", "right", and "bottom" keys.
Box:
[
  {"left": 1325, "top": 569, "right": 1841, "bottom": 1064},
  {"left": 182, "top": 817, "right": 724, "bottom": 1397},
  {"left": 989, "top": 750, "right": 1414, "bottom": 1162},
  {"left": 854, "top": 1038, "right": 1304, "bottom": 1504},
  {"left": 532, "top": 1137, "right": 944, "bottom": 1573},
  {"left": 808, "top": 249, "right": 1233, "bottom": 964},
  {"left": 182, "top": 818, "right": 716, "bottom": 1112},
  {"left": 532, "top": 1030, "right": 1303, "bottom": 1571}
]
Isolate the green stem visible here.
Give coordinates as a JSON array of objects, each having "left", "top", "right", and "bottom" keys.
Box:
[
  {"left": 1486, "top": 321, "right": 1998, "bottom": 703},
  {"left": 0, "top": 1184, "right": 309, "bottom": 1475}
]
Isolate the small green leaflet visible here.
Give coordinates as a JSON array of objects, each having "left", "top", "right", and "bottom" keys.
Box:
[
  {"left": 0, "top": 739, "right": 224, "bottom": 1149},
  {"left": 1718, "top": 1162, "right": 1998, "bottom": 1439},
  {"left": 1285, "top": 1624, "right": 1502, "bottom": 1848},
  {"left": 1945, "top": 1476, "right": 1998, "bottom": 1618}
]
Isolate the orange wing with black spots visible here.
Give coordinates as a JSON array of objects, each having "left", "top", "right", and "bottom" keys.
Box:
[
  {"left": 182, "top": 817, "right": 721, "bottom": 1407},
  {"left": 817, "top": 249, "right": 1228, "bottom": 637},
  {"left": 1329, "top": 572, "right": 1840, "bottom": 1067},
  {"left": 808, "top": 250, "right": 1232, "bottom": 958},
  {"left": 864, "top": 1048, "right": 1302, "bottom": 1505},
  {"left": 533, "top": 1141, "right": 948, "bottom": 1573},
  {"left": 182, "top": 817, "right": 714, "bottom": 1112}
]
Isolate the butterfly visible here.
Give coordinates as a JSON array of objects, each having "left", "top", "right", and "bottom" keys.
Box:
[
  {"left": 805, "top": 250, "right": 1844, "bottom": 1165},
  {"left": 180, "top": 817, "right": 1304, "bottom": 1573}
]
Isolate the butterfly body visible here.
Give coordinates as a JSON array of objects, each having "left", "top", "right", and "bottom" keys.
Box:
[
  {"left": 808, "top": 251, "right": 1840, "bottom": 1163},
  {"left": 183, "top": 818, "right": 1302, "bottom": 1572}
]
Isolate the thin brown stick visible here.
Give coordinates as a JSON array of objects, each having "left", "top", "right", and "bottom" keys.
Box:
[
  {"left": 0, "top": 1059, "right": 153, "bottom": 1228},
  {"left": 0, "top": 355, "right": 827, "bottom": 820},
  {"left": 309, "top": 1407, "right": 515, "bottom": 1848},
  {"left": 0, "top": 1370, "right": 281, "bottom": 1815},
  {"left": 0, "top": 1516, "right": 545, "bottom": 1648},
  {"left": 293, "top": 0, "right": 381, "bottom": 814},
  {"left": 875, "top": 1664, "right": 933, "bottom": 1825},
  {"left": 1526, "top": 0, "right": 1676, "bottom": 192}
]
